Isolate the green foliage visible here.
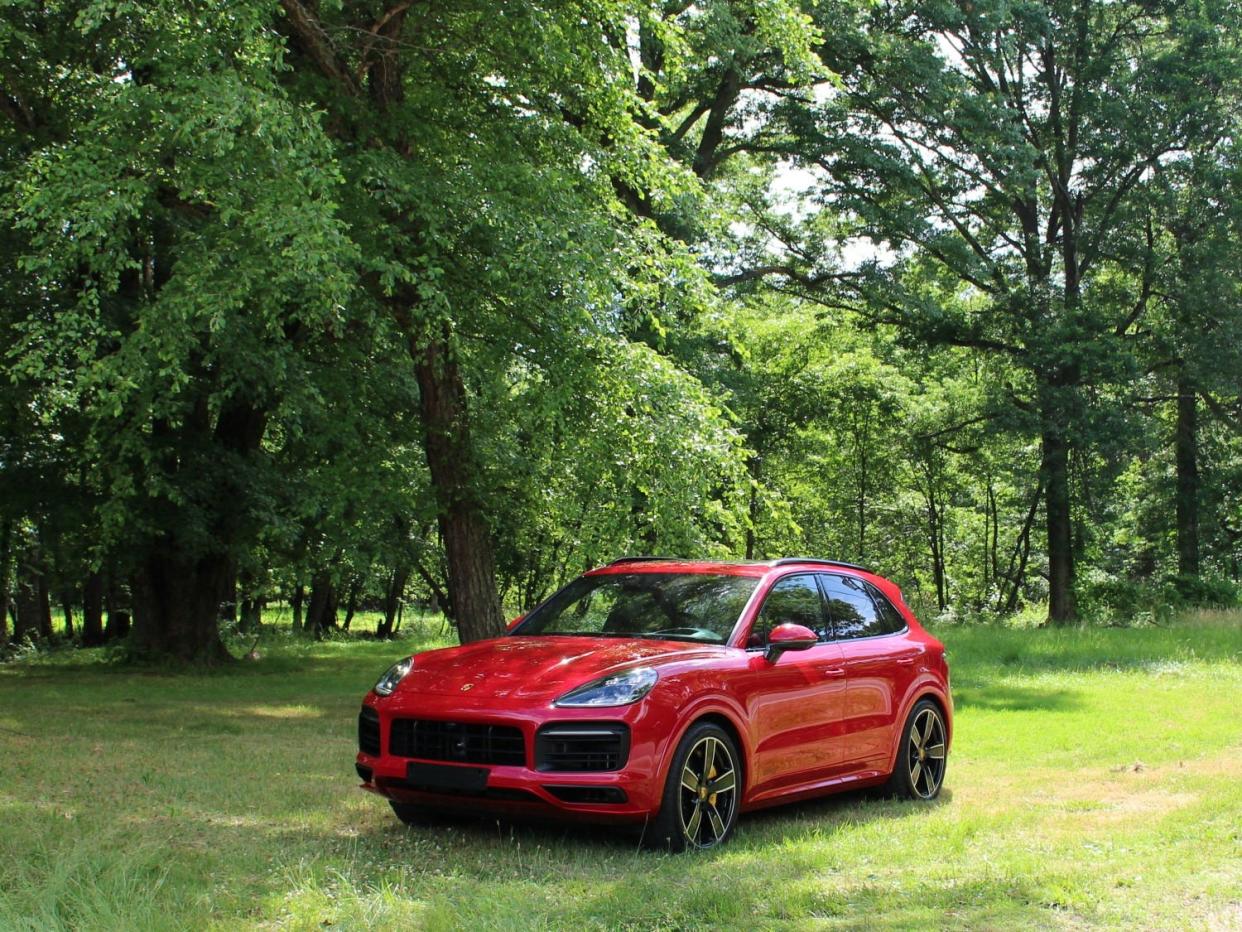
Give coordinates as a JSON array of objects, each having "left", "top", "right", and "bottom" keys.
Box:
[{"left": 2, "top": 0, "right": 1241, "bottom": 653}]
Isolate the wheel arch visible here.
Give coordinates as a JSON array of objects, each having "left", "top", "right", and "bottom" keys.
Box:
[
  {"left": 659, "top": 703, "right": 750, "bottom": 797},
  {"left": 887, "top": 681, "right": 952, "bottom": 774}
]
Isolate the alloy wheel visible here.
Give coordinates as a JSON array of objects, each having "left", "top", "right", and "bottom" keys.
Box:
[
  {"left": 677, "top": 735, "right": 738, "bottom": 848},
  {"left": 907, "top": 707, "right": 946, "bottom": 798}
]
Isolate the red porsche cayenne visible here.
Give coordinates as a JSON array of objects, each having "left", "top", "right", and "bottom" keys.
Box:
[{"left": 356, "top": 557, "right": 952, "bottom": 850}]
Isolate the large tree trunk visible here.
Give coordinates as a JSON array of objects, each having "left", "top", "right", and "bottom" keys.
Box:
[
  {"left": 82, "top": 571, "right": 105, "bottom": 646},
  {"left": 128, "top": 397, "right": 266, "bottom": 662},
  {"left": 130, "top": 551, "right": 233, "bottom": 663},
  {"left": 13, "top": 579, "right": 41, "bottom": 643},
  {"left": 411, "top": 329, "right": 504, "bottom": 643},
  {"left": 1175, "top": 372, "right": 1200, "bottom": 580},
  {"left": 304, "top": 569, "right": 338, "bottom": 639},
  {"left": 1041, "top": 421, "right": 1076, "bottom": 624},
  {"left": 13, "top": 547, "right": 51, "bottom": 642}
]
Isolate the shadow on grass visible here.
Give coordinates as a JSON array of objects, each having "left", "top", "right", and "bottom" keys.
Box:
[
  {"left": 2, "top": 779, "right": 1070, "bottom": 929},
  {"left": 336, "top": 787, "right": 1066, "bottom": 927},
  {"left": 951, "top": 683, "right": 1083, "bottom": 712},
  {"left": 352, "top": 782, "right": 955, "bottom": 864}
]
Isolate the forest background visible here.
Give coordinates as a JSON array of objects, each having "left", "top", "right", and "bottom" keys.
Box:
[{"left": 3, "top": 0, "right": 1242, "bottom": 660}]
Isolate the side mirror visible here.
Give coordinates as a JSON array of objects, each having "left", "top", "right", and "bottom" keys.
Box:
[
  {"left": 506, "top": 613, "right": 526, "bottom": 631},
  {"left": 765, "top": 623, "right": 818, "bottom": 662}
]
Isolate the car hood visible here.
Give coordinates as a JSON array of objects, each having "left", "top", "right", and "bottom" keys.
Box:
[{"left": 393, "top": 635, "right": 725, "bottom": 703}]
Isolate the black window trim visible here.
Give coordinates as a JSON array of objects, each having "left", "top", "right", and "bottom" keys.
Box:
[
  {"left": 862, "top": 580, "right": 910, "bottom": 637},
  {"left": 818, "top": 573, "right": 909, "bottom": 643},
  {"left": 742, "top": 571, "right": 833, "bottom": 651}
]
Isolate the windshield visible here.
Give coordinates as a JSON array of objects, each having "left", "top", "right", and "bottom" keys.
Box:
[{"left": 513, "top": 573, "right": 759, "bottom": 644}]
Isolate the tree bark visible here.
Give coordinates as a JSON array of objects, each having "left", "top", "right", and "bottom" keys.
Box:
[
  {"left": 0, "top": 520, "right": 11, "bottom": 643},
  {"left": 13, "top": 580, "right": 40, "bottom": 642},
  {"left": 13, "top": 544, "right": 52, "bottom": 642},
  {"left": 1041, "top": 420, "right": 1076, "bottom": 624},
  {"left": 36, "top": 572, "right": 52, "bottom": 639},
  {"left": 411, "top": 328, "right": 504, "bottom": 643},
  {"left": 130, "top": 551, "right": 233, "bottom": 663},
  {"left": 928, "top": 490, "right": 947, "bottom": 612},
  {"left": 342, "top": 575, "right": 361, "bottom": 631},
  {"left": 239, "top": 596, "right": 263, "bottom": 634},
  {"left": 128, "top": 393, "right": 265, "bottom": 661},
  {"left": 304, "top": 569, "right": 338, "bottom": 639},
  {"left": 1175, "top": 372, "right": 1200, "bottom": 579},
  {"left": 997, "top": 483, "right": 1042, "bottom": 614},
  {"left": 378, "top": 565, "right": 409, "bottom": 639},
  {"left": 82, "top": 571, "right": 105, "bottom": 646},
  {"left": 291, "top": 583, "right": 305, "bottom": 633}
]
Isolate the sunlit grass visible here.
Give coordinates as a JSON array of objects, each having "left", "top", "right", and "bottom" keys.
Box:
[{"left": 1, "top": 615, "right": 1239, "bottom": 929}]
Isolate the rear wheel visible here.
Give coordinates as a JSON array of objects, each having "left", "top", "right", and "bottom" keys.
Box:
[
  {"left": 646, "top": 722, "right": 741, "bottom": 851},
  {"left": 884, "top": 699, "right": 947, "bottom": 799}
]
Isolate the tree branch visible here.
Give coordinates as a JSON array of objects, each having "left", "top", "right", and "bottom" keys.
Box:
[{"left": 278, "top": 0, "right": 361, "bottom": 95}]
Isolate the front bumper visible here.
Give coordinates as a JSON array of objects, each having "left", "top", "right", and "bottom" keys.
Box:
[{"left": 355, "top": 693, "right": 672, "bottom": 821}]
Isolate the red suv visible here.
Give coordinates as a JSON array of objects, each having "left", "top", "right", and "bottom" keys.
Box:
[{"left": 357, "top": 557, "right": 952, "bottom": 850}]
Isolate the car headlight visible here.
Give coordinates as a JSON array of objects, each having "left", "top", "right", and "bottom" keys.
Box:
[
  {"left": 373, "top": 657, "right": 413, "bottom": 696},
  {"left": 554, "top": 667, "right": 658, "bottom": 707}
]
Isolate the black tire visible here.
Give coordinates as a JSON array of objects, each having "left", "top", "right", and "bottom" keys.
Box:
[
  {"left": 645, "top": 722, "right": 741, "bottom": 852},
  {"left": 883, "top": 699, "right": 948, "bottom": 799},
  {"left": 389, "top": 800, "right": 427, "bottom": 826}
]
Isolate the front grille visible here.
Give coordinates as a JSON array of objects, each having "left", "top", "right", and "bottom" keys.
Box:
[
  {"left": 389, "top": 719, "right": 526, "bottom": 766},
  {"left": 358, "top": 706, "right": 380, "bottom": 755},
  {"left": 535, "top": 723, "right": 630, "bottom": 772}
]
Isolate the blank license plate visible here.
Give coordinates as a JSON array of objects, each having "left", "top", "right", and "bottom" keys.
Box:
[{"left": 406, "top": 762, "right": 489, "bottom": 793}]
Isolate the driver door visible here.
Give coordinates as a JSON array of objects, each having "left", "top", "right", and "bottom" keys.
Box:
[{"left": 739, "top": 574, "right": 848, "bottom": 796}]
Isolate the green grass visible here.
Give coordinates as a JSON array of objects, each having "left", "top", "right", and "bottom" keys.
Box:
[{"left": 1, "top": 616, "right": 1240, "bottom": 930}]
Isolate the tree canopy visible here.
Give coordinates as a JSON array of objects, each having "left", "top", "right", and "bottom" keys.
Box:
[{"left": 2, "top": 0, "right": 1240, "bottom": 659}]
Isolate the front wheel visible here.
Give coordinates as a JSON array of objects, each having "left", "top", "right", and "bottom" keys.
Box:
[
  {"left": 389, "top": 800, "right": 427, "bottom": 826},
  {"left": 884, "top": 699, "right": 948, "bottom": 799},
  {"left": 645, "top": 722, "right": 741, "bottom": 851}
]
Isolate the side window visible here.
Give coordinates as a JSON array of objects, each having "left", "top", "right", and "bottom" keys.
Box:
[
  {"left": 866, "top": 583, "right": 907, "bottom": 634},
  {"left": 749, "top": 575, "right": 827, "bottom": 647},
  {"left": 821, "top": 575, "right": 883, "bottom": 639}
]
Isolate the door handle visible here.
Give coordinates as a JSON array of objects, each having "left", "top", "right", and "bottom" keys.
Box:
[
  {"left": 820, "top": 667, "right": 846, "bottom": 678},
  {"left": 896, "top": 657, "right": 916, "bottom": 667}
]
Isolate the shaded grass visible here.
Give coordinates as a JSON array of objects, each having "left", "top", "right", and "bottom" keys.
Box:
[{"left": 1, "top": 618, "right": 1239, "bottom": 929}]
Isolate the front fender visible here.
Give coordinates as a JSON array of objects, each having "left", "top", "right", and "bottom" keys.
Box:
[{"left": 654, "top": 693, "right": 752, "bottom": 792}]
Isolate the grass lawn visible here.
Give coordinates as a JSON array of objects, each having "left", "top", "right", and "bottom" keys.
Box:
[{"left": 1, "top": 614, "right": 1239, "bottom": 930}]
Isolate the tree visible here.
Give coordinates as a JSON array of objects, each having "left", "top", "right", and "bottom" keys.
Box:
[
  {"left": 3, "top": 1, "right": 359, "bottom": 660},
  {"left": 793, "top": 0, "right": 1242, "bottom": 621}
]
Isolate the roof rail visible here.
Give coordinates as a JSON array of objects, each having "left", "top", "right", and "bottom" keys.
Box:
[
  {"left": 608, "top": 555, "right": 675, "bottom": 565},
  {"left": 772, "top": 557, "right": 872, "bottom": 573}
]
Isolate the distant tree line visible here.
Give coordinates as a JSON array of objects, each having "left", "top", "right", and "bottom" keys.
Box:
[{"left": 2, "top": 0, "right": 1240, "bottom": 661}]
